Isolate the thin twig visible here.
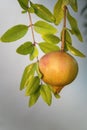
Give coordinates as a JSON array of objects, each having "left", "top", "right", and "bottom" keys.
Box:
[
  {"left": 28, "top": 11, "right": 36, "bottom": 44},
  {"left": 28, "top": 8, "right": 39, "bottom": 61}
]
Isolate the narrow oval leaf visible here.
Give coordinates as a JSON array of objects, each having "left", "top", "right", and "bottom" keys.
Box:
[
  {"left": 53, "top": 0, "right": 64, "bottom": 25},
  {"left": 69, "top": 0, "right": 78, "bottom": 12},
  {"left": 16, "top": 41, "right": 34, "bottom": 55},
  {"left": 39, "top": 42, "right": 60, "bottom": 53},
  {"left": 34, "top": 20, "right": 58, "bottom": 35},
  {"left": 40, "top": 85, "right": 52, "bottom": 106},
  {"left": 28, "top": 7, "right": 35, "bottom": 13},
  {"left": 29, "top": 90, "right": 40, "bottom": 107},
  {"left": 62, "top": 0, "right": 70, "bottom": 5},
  {"left": 66, "top": 30, "right": 72, "bottom": 44},
  {"left": 17, "top": 0, "right": 28, "bottom": 10},
  {"left": 67, "top": 11, "right": 83, "bottom": 42},
  {"left": 42, "top": 34, "right": 60, "bottom": 44},
  {"left": 36, "top": 62, "right": 42, "bottom": 79},
  {"left": 54, "top": 93, "right": 61, "bottom": 99},
  {"left": 30, "top": 2, "right": 55, "bottom": 23},
  {"left": 30, "top": 46, "right": 38, "bottom": 60},
  {"left": 1, "top": 25, "right": 28, "bottom": 42},
  {"left": 21, "top": 10, "right": 27, "bottom": 14},
  {"left": 63, "top": 29, "right": 72, "bottom": 51},
  {"left": 25, "top": 76, "right": 40, "bottom": 96},
  {"left": 20, "top": 63, "right": 36, "bottom": 90},
  {"left": 66, "top": 43, "right": 86, "bottom": 57}
]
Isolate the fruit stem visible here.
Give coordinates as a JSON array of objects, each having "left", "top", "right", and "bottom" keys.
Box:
[{"left": 61, "top": 6, "right": 67, "bottom": 51}]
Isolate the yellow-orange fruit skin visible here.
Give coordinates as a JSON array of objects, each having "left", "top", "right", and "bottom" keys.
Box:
[{"left": 39, "top": 51, "right": 78, "bottom": 87}]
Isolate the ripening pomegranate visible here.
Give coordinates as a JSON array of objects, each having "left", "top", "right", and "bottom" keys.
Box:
[{"left": 39, "top": 51, "right": 78, "bottom": 93}]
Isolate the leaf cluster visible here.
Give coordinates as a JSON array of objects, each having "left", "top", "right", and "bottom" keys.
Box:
[
  {"left": 0, "top": 0, "right": 85, "bottom": 57},
  {"left": 0, "top": 0, "right": 86, "bottom": 107},
  {"left": 20, "top": 62, "right": 60, "bottom": 107}
]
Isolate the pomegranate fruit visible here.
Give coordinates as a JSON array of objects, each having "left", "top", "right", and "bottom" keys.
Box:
[{"left": 39, "top": 51, "right": 78, "bottom": 93}]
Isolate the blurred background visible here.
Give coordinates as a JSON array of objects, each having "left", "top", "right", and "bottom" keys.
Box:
[{"left": 0, "top": 0, "right": 87, "bottom": 130}]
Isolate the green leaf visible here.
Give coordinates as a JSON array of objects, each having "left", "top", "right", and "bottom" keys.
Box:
[
  {"left": 21, "top": 10, "right": 27, "bottom": 14},
  {"left": 36, "top": 62, "right": 42, "bottom": 79},
  {"left": 25, "top": 76, "right": 40, "bottom": 96},
  {"left": 42, "top": 34, "right": 60, "bottom": 44},
  {"left": 39, "top": 42, "right": 60, "bottom": 53},
  {"left": 34, "top": 20, "right": 58, "bottom": 35},
  {"left": 30, "top": 2, "right": 55, "bottom": 23},
  {"left": 64, "top": 29, "right": 72, "bottom": 51},
  {"left": 28, "top": 7, "right": 35, "bottom": 13},
  {"left": 54, "top": 93, "right": 61, "bottom": 99},
  {"left": 16, "top": 41, "right": 34, "bottom": 55},
  {"left": 50, "top": 85, "right": 61, "bottom": 99},
  {"left": 65, "top": 29, "right": 72, "bottom": 44},
  {"left": 63, "top": 0, "right": 70, "bottom": 5},
  {"left": 17, "top": 0, "right": 28, "bottom": 10},
  {"left": 66, "top": 43, "right": 86, "bottom": 57},
  {"left": 69, "top": 0, "right": 78, "bottom": 12},
  {"left": 30, "top": 46, "right": 38, "bottom": 60},
  {"left": 40, "top": 85, "right": 52, "bottom": 106},
  {"left": 1, "top": 25, "right": 28, "bottom": 42},
  {"left": 29, "top": 90, "right": 40, "bottom": 107},
  {"left": 53, "top": 0, "right": 64, "bottom": 25},
  {"left": 20, "top": 63, "right": 36, "bottom": 90},
  {"left": 67, "top": 11, "right": 83, "bottom": 42}
]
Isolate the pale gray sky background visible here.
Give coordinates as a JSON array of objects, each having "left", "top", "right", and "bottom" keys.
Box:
[{"left": 0, "top": 0, "right": 87, "bottom": 130}]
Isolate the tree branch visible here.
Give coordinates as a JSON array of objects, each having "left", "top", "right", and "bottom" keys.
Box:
[{"left": 61, "top": 6, "right": 67, "bottom": 51}]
